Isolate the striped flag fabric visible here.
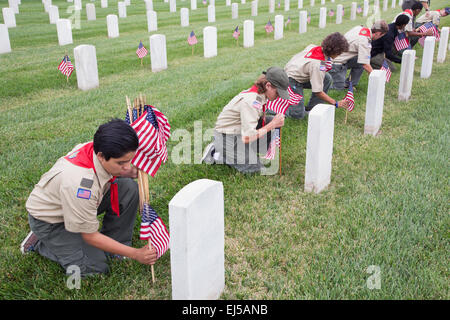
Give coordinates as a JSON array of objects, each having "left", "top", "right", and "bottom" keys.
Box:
[
  {"left": 307, "top": 11, "right": 311, "bottom": 24},
  {"left": 136, "top": 41, "right": 148, "bottom": 58},
  {"left": 233, "top": 26, "right": 240, "bottom": 39},
  {"left": 344, "top": 81, "right": 355, "bottom": 112},
  {"left": 58, "top": 55, "right": 74, "bottom": 78},
  {"left": 266, "top": 86, "right": 303, "bottom": 115},
  {"left": 325, "top": 57, "right": 333, "bottom": 72},
  {"left": 356, "top": 5, "right": 362, "bottom": 13},
  {"left": 285, "top": 16, "right": 291, "bottom": 27},
  {"left": 187, "top": 30, "right": 198, "bottom": 45},
  {"left": 394, "top": 32, "right": 411, "bottom": 51},
  {"left": 418, "top": 22, "right": 440, "bottom": 40},
  {"left": 328, "top": 9, "right": 335, "bottom": 17},
  {"left": 265, "top": 20, "right": 274, "bottom": 33},
  {"left": 380, "top": 60, "right": 392, "bottom": 82},
  {"left": 140, "top": 203, "right": 170, "bottom": 259},
  {"left": 125, "top": 105, "right": 171, "bottom": 177},
  {"left": 264, "top": 128, "right": 281, "bottom": 160}
]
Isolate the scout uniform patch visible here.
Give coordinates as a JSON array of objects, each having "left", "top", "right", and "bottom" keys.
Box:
[{"left": 77, "top": 188, "right": 91, "bottom": 200}]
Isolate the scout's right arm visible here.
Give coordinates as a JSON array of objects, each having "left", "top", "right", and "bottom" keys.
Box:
[{"left": 241, "top": 113, "right": 285, "bottom": 144}]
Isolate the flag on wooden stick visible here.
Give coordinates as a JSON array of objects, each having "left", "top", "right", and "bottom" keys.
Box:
[
  {"left": 380, "top": 60, "right": 391, "bottom": 82},
  {"left": 344, "top": 81, "right": 355, "bottom": 112},
  {"left": 233, "top": 26, "right": 240, "bottom": 40},
  {"left": 265, "top": 20, "right": 274, "bottom": 33},
  {"left": 58, "top": 55, "right": 74, "bottom": 78},
  {"left": 140, "top": 203, "right": 170, "bottom": 259},
  {"left": 187, "top": 30, "right": 198, "bottom": 45},
  {"left": 136, "top": 41, "right": 148, "bottom": 58}
]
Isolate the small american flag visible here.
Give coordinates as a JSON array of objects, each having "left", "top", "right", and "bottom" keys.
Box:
[
  {"left": 233, "top": 26, "right": 240, "bottom": 39},
  {"left": 264, "top": 128, "right": 280, "bottom": 160},
  {"left": 356, "top": 5, "right": 362, "bottom": 13},
  {"left": 266, "top": 86, "right": 303, "bottom": 115},
  {"left": 328, "top": 9, "right": 335, "bottom": 17},
  {"left": 202, "top": 0, "right": 207, "bottom": 4},
  {"left": 265, "top": 20, "right": 274, "bottom": 33},
  {"left": 136, "top": 41, "right": 148, "bottom": 58},
  {"left": 58, "top": 55, "right": 74, "bottom": 78},
  {"left": 418, "top": 22, "right": 440, "bottom": 40},
  {"left": 344, "top": 81, "right": 355, "bottom": 112},
  {"left": 307, "top": 12, "right": 311, "bottom": 24},
  {"left": 187, "top": 30, "right": 198, "bottom": 45},
  {"left": 285, "top": 16, "right": 291, "bottom": 27},
  {"left": 380, "top": 60, "right": 391, "bottom": 82},
  {"left": 325, "top": 57, "right": 333, "bottom": 72},
  {"left": 394, "top": 32, "right": 411, "bottom": 51},
  {"left": 140, "top": 203, "right": 170, "bottom": 259}
]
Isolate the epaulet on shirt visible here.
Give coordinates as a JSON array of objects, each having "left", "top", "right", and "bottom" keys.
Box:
[{"left": 359, "top": 27, "right": 371, "bottom": 37}]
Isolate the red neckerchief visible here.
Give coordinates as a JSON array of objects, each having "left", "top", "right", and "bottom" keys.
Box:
[
  {"left": 404, "top": 9, "right": 413, "bottom": 16},
  {"left": 358, "top": 27, "right": 371, "bottom": 37},
  {"left": 304, "top": 46, "right": 326, "bottom": 61},
  {"left": 65, "top": 142, "right": 120, "bottom": 217}
]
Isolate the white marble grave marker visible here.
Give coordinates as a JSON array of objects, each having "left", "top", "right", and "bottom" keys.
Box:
[
  {"left": 170, "top": 0, "right": 177, "bottom": 12},
  {"left": 232, "top": 3, "right": 238, "bottom": 19},
  {"left": 208, "top": 5, "right": 215, "bottom": 23},
  {"left": 2, "top": 8, "right": 16, "bottom": 28},
  {"left": 251, "top": 0, "right": 257, "bottom": 16},
  {"left": 48, "top": 5, "right": 59, "bottom": 24},
  {"left": 9, "top": 0, "right": 19, "bottom": 14},
  {"left": 74, "top": 44, "right": 99, "bottom": 91},
  {"left": 57, "top": 19, "right": 73, "bottom": 45},
  {"left": 145, "top": 0, "right": 153, "bottom": 11},
  {"left": 169, "top": 179, "right": 225, "bottom": 300},
  {"left": 180, "top": 8, "right": 189, "bottom": 26},
  {"left": 363, "top": 0, "right": 369, "bottom": 16},
  {"left": 74, "top": 0, "right": 82, "bottom": 10},
  {"left": 383, "top": 0, "right": 388, "bottom": 11},
  {"left": 243, "top": 19, "right": 254, "bottom": 48},
  {"left": 0, "top": 24, "right": 11, "bottom": 54},
  {"left": 101, "top": 0, "right": 108, "bottom": 8},
  {"left": 150, "top": 34, "right": 167, "bottom": 72},
  {"left": 298, "top": 0, "right": 303, "bottom": 8},
  {"left": 269, "top": 0, "right": 274, "bottom": 13},
  {"left": 319, "top": 7, "right": 326, "bottom": 28},
  {"left": 191, "top": 0, "right": 197, "bottom": 10},
  {"left": 285, "top": 0, "right": 290, "bottom": 11},
  {"left": 299, "top": 10, "right": 307, "bottom": 33},
  {"left": 304, "top": 104, "right": 335, "bottom": 194},
  {"left": 437, "top": 27, "right": 449, "bottom": 63},
  {"left": 147, "top": 10, "right": 157, "bottom": 32},
  {"left": 118, "top": 2, "right": 126, "bottom": 18},
  {"left": 398, "top": 49, "right": 415, "bottom": 101},
  {"left": 364, "top": 70, "right": 386, "bottom": 136},
  {"left": 420, "top": 36, "right": 435, "bottom": 78},
  {"left": 336, "top": 4, "right": 343, "bottom": 24},
  {"left": 310, "top": 0, "right": 315, "bottom": 6},
  {"left": 107, "top": 14, "right": 119, "bottom": 38},
  {"left": 351, "top": 2, "right": 356, "bottom": 20},
  {"left": 86, "top": 3, "right": 96, "bottom": 21},
  {"left": 274, "top": 15, "right": 283, "bottom": 40},
  {"left": 203, "top": 26, "right": 217, "bottom": 58}
]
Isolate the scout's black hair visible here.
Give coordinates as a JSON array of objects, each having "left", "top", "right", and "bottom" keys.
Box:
[
  {"left": 411, "top": 2, "right": 423, "bottom": 11},
  {"left": 395, "top": 14, "right": 410, "bottom": 27},
  {"left": 93, "top": 119, "right": 139, "bottom": 161}
]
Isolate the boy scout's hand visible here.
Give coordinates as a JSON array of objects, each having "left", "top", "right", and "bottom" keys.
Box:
[
  {"left": 271, "top": 113, "right": 285, "bottom": 128},
  {"left": 134, "top": 244, "right": 158, "bottom": 265},
  {"left": 338, "top": 99, "right": 349, "bottom": 109}
]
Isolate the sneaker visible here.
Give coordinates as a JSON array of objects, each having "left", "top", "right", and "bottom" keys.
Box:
[
  {"left": 201, "top": 142, "right": 216, "bottom": 164},
  {"left": 20, "top": 231, "right": 38, "bottom": 254}
]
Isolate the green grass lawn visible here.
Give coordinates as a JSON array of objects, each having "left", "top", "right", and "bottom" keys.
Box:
[{"left": 0, "top": 0, "right": 448, "bottom": 299}]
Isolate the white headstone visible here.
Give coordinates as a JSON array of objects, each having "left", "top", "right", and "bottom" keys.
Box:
[
  {"left": 363, "top": 0, "right": 369, "bottom": 16},
  {"left": 208, "top": 5, "right": 215, "bottom": 22},
  {"left": 74, "top": 0, "right": 82, "bottom": 10},
  {"left": 321, "top": 0, "right": 325, "bottom": 4},
  {"left": 232, "top": 3, "right": 238, "bottom": 19},
  {"left": 243, "top": 19, "right": 254, "bottom": 48},
  {"left": 57, "top": 19, "right": 73, "bottom": 46},
  {"left": 118, "top": 2, "right": 126, "bottom": 18},
  {"left": 170, "top": 0, "right": 177, "bottom": 12},
  {"left": 125, "top": 0, "right": 130, "bottom": 5},
  {"left": 48, "top": 5, "right": 59, "bottom": 24},
  {"left": 319, "top": 7, "right": 326, "bottom": 28},
  {"left": 304, "top": 104, "right": 335, "bottom": 194},
  {"left": 169, "top": 179, "right": 225, "bottom": 300},
  {"left": 351, "top": 2, "right": 357, "bottom": 20},
  {"left": 101, "top": 0, "right": 108, "bottom": 8},
  {"left": 43, "top": 0, "right": 51, "bottom": 13},
  {"left": 398, "top": 49, "right": 415, "bottom": 101},
  {"left": 180, "top": 7, "right": 189, "bottom": 26},
  {"left": 203, "top": 26, "right": 217, "bottom": 58},
  {"left": 382, "top": 0, "right": 388, "bottom": 11},
  {"left": 9, "top": 0, "right": 19, "bottom": 14},
  {"left": 364, "top": 70, "right": 385, "bottom": 136},
  {"left": 420, "top": 36, "right": 435, "bottom": 78},
  {"left": 437, "top": 27, "right": 449, "bottom": 63},
  {"left": 251, "top": 0, "right": 258, "bottom": 16},
  {"left": 274, "top": 15, "right": 283, "bottom": 40},
  {"left": 2, "top": 8, "right": 16, "bottom": 28},
  {"left": 150, "top": 34, "right": 167, "bottom": 72},
  {"left": 226, "top": 0, "right": 231, "bottom": 6},
  {"left": 398, "top": 0, "right": 402, "bottom": 6},
  {"left": 269, "top": 0, "right": 274, "bottom": 13},
  {"left": 86, "top": 3, "right": 96, "bottom": 21},
  {"left": 310, "top": 0, "right": 314, "bottom": 6},
  {"left": 145, "top": 0, "right": 153, "bottom": 11},
  {"left": 73, "top": 44, "right": 99, "bottom": 91},
  {"left": 299, "top": 10, "right": 307, "bottom": 34},
  {"left": 336, "top": 4, "right": 343, "bottom": 24},
  {"left": 391, "top": 0, "right": 396, "bottom": 8},
  {"left": 107, "top": 14, "right": 119, "bottom": 38},
  {"left": 298, "top": 0, "right": 303, "bottom": 8},
  {"left": 147, "top": 10, "right": 157, "bottom": 32},
  {"left": 210, "top": 0, "right": 215, "bottom": 6},
  {"left": 191, "top": 0, "right": 197, "bottom": 10},
  {"left": 284, "top": 0, "right": 290, "bottom": 11},
  {"left": 0, "top": 24, "right": 11, "bottom": 54}
]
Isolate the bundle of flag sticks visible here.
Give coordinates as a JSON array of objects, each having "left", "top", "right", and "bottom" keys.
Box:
[{"left": 124, "top": 94, "right": 171, "bottom": 283}]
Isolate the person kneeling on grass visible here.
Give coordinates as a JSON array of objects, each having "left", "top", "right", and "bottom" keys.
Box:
[
  {"left": 283, "top": 32, "right": 350, "bottom": 119},
  {"left": 21, "top": 119, "right": 157, "bottom": 277},
  {"left": 201, "top": 67, "right": 287, "bottom": 174}
]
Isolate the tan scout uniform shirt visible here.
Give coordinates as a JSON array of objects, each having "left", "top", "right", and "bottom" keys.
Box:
[
  {"left": 416, "top": 11, "right": 441, "bottom": 25},
  {"left": 215, "top": 89, "right": 266, "bottom": 137},
  {"left": 333, "top": 26, "right": 372, "bottom": 65},
  {"left": 26, "top": 142, "right": 113, "bottom": 234},
  {"left": 284, "top": 44, "right": 327, "bottom": 93}
]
